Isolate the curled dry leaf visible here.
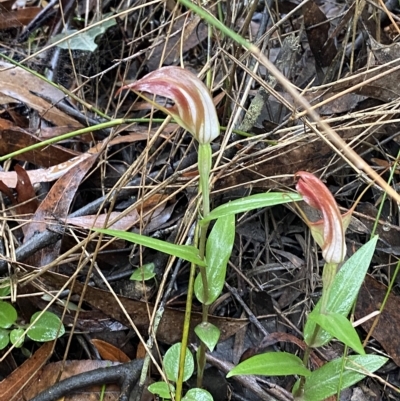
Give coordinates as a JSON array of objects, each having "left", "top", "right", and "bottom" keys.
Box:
[
  {"left": 0, "top": 153, "right": 95, "bottom": 188},
  {"left": 0, "top": 61, "right": 82, "bottom": 128}
]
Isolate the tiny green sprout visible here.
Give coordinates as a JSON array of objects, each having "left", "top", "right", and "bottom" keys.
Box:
[{"left": 130, "top": 263, "right": 156, "bottom": 281}]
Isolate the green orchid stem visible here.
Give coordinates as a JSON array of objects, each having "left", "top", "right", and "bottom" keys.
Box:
[
  {"left": 175, "top": 226, "right": 199, "bottom": 401},
  {"left": 176, "top": 144, "right": 212, "bottom": 398},
  {"left": 296, "top": 327, "right": 318, "bottom": 399},
  {"left": 196, "top": 143, "right": 212, "bottom": 388},
  {"left": 320, "top": 262, "right": 338, "bottom": 314},
  {"left": 296, "top": 262, "right": 339, "bottom": 398},
  {"left": 198, "top": 143, "right": 211, "bottom": 307}
]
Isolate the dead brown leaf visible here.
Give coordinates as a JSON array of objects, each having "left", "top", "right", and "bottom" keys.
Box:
[
  {"left": 0, "top": 61, "right": 82, "bottom": 128},
  {"left": 146, "top": 14, "right": 208, "bottom": 71},
  {"left": 0, "top": 6, "right": 41, "bottom": 29},
  {"left": 355, "top": 275, "right": 400, "bottom": 366},
  {"left": 0, "top": 152, "right": 95, "bottom": 188},
  {"left": 303, "top": 0, "right": 337, "bottom": 68},
  {"left": 14, "top": 165, "right": 39, "bottom": 215},
  {"left": 65, "top": 211, "right": 140, "bottom": 230},
  {"left": 0, "top": 341, "right": 54, "bottom": 401},
  {"left": 21, "top": 360, "right": 121, "bottom": 401},
  {"left": 23, "top": 154, "right": 98, "bottom": 266},
  {"left": 332, "top": 41, "right": 400, "bottom": 103},
  {"left": 91, "top": 339, "right": 131, "bottom": 363},
  {"left": 0, "top": 118, "right": 79, "bottom": 166}
]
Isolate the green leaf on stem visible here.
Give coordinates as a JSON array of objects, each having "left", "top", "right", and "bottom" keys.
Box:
[
  {"left": 10, "top": 328, "right": 25, "bottom": 348},
  {"left": 195, "top": 322, "right": 220, "bottom": 352},
  {"left": 148, "top": 381, "right": 175, "bottom": 399},
  {"left": 308, "top": 312, "right": 365, "bottom": 355},
  {"left": 195, "top": 214, "right": 235, "bottom": 304},
  {"left": 0, "top": 301, "right": 17, "bottom": 329},
  {"left": 0, "top": 280, "right": 11, "bottom": 297},
  {"left": 164, "top": 343, "right": 194, "bottom": 383},
  {"left": 94, "top": 228, "right": 206, "bottom": 267},
  {"left": 182, "top": 388, "right": 213, "bottom": 401},
  {"left": 27, "top": 311, "right": 65, "bottom": 342},
  {"left": 297, "top": 354, "right": 387, "bottom": 401},
  {"left": 304, "top": 236, "right": 378, "bottom": 347},
  {"left": 200, "top": 193, "right": 302, "bottom": 225},
  {"left": 0, "top": 328, "right": 9, "bottom": 350},
  {"left": 227, "top": 352, "right": 311, "bottom": 378}
]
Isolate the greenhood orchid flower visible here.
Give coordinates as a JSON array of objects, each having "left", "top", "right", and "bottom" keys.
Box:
[
  {"left": 295, "top": 171, "right": 348, "bottom": 265},
  {"left": 118, "top": 66, "right": 219, "bottom": 144}
]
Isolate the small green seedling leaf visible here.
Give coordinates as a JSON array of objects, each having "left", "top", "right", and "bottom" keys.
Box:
[
  {"left": 195, "top": 322, "right": 220, "bottom": 352},
  {"left": 300, "top": 354, "right": 387, "bottom": 401},
  {"left": 200, "top": 192, "right": 302, "bottom": 225},
  {"left": 195, "top": 214, "right": 235, "bottom": 304},
  {"left": 0, "top": 301, "right": 17, "bottom": 328},
  {"left": 27, "top": 311, "right": 65, "bottom": 342},
  {"left": 51, "top": 17, "right": 116, "bottom": 52},
  {"left": 0, "top": 280, "right": 11, "bottom": 297},
  {"left": 164, "top": 343, "right": 194, "bottom": 383},
  {"left": 10, "top": 328, "right": 25, "bottom": 348},
  {"left": 130, "top": 263, "right": 156, "bottom": 281},
  {"left": 41, "top": 294, "right": 80, "bottom": 311},
  {"left": 227, "top": 352, "right": 311, "bottom": 378},
  {"left": 0, "top": 328, "right": 9, "bottom": 350},
  {"left": 148, "top": 381, "right": 175, "bottom": 399},
  {"left": 182, "top": 388, "right": 213, "bottom": 401},
  {"left": 94, "top": 228, "right": 206, "bottom": 267},
  {"left": 308, "top": 312, "right": 365, "bottom": 355},
  {"left": 305, "top": 236, "right": 378, "bottom": 347}
]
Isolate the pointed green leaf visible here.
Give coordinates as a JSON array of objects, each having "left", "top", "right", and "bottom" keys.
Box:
[
  {"left": 301, "top": 355, "right": 387, "bottom": 401},
  {"left": 227, "top": 352, "right": 311, "bottom": 378},
  {"left": 164, "top": 343, "right": 194, "bottom": 383},
  {"left": 305, "top": 236, "right": 378, "bottom": 347},
  {"left": 195, "top": 322, "right": 220, "bottom": 352},
  {"left": 195, "top": 214, "right": 235, "bottom": 304},
  {"left": 94, "top": 228, "right": 206, "bottom": 267},
  {"left": 182, "top": 388, "right": 213, "bottom": 401},
  {"left": 0, "top": 301, "right": 17, "bottom": 329},
  {"left": 200, "top": 193, "right": 302, "bottom": 225},
  {"left": 27, "top": 311, "right": 65, "bottom": 342},
  {"left": 308, "top": 312, "right": 365, "bottom": 355}
]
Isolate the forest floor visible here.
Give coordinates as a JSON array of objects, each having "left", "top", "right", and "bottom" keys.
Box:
[{"left": 0, "top": 0, "right": 400, "bottom": 400}]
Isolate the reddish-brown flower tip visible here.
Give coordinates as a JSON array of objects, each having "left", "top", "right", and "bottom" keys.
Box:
[
  {"left": 295, "top": 171, "right": 346, "bottom": 264},
  {"left": 118, "top": 67, "right": 219, "bottom": 144}
]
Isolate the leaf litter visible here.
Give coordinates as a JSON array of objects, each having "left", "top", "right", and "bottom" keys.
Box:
[{"left": 0, "top": 0, "right": 400, "bottom": 400}]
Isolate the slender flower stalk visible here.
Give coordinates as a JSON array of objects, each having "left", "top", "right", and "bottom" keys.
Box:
[
  {"left": 120, "top": 66, "right": 220, "bottom": 399},
  {"left": 294, "top": 171, "right": 350, "bottom": 397}
]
